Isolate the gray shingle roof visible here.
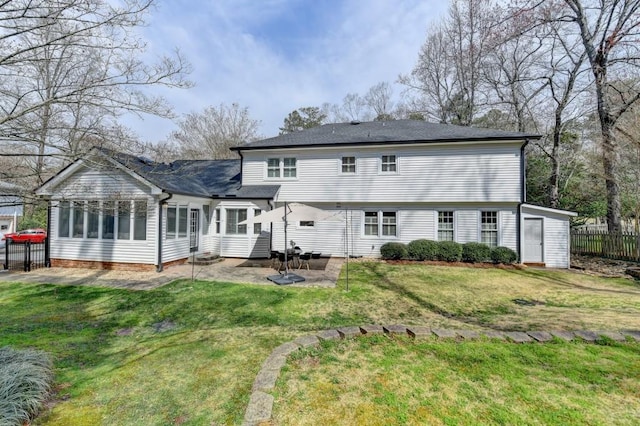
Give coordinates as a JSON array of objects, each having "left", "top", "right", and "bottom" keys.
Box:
[
  {"left": 104, "top": 149, "right": 278, "bottom": 199},
  {"left": 233, "top": 119, "right": 540, "bottom": 151}
]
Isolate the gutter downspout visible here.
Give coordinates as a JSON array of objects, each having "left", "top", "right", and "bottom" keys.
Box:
[
  {"left": 157, "top": 192, "right": 173, "bottom": 272},
  {"left": 516, "top": 139, "right": 530, "bottom": 264}
]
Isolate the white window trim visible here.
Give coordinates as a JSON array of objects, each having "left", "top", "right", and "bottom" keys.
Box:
[
  {"left": 479, "top": 210, "right": 501, "bottom": 247},
  {"left": 437, "top": 210, "right": 456, "bottom": 242},
  {"left": 379, "top": 154, "right": 398, "bottom": 174},
  {"left": 265, "top": 157, "right": 298, "bottom": 180},
  {"left": 339, "top": 155, "right": 358, "bottom": 175},
  {"left": 362, "top": 210, "right": 398, "bottom": 238}
]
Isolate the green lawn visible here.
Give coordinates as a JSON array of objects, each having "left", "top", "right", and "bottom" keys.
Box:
[
  {"left": 1, "top": 262, "right": 639, "bottom": 425},
  {"left": 274, "top": 336, "right": 640, "bottom": 425}
]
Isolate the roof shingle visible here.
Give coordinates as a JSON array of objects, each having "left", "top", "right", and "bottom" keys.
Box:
[{"left": 233, "top": 119, "right": 540, "bottom": 151}]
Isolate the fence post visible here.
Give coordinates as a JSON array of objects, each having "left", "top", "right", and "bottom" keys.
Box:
[
  {"left": 3, "top": 239, "right": 8, "bottom": 270},
  {"left": 44, "top": 237, "right": 50, "bottom": 268},
  {"left": 24, "top": 241, "right": 31, "bottom": 272}
]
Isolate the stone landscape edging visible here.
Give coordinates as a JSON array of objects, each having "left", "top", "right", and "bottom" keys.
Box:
[{"left": 242, "top": 326, "right": 640, "bottom": 426}]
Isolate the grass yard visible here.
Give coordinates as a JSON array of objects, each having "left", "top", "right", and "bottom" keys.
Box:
[
  {"left": 274, "top": 336, "right": 640, "bottom": 425},
  {"left": 1, "top": 262, "right": 639, "bottom": 424}
]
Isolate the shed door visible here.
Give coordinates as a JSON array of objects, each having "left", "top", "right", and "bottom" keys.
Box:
[{"left": 523, "top": 218, "right": 543, "bottom": 262}]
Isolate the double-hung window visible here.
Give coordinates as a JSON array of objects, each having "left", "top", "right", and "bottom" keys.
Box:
[
  {"left": 226, "top": 209, "right": 247, "bottom": 235},
  {"left": 481, "top": 211, "right": 498, "bottom": 247},
  {"left": 266, "top": 158, "right": 297, "bottom": 179},
  {"left": 166, "top": 205, "right": 188, "bottom": 239},
  {"left": 364, "top": 212, "right": 379, "bottom": 236},
  {"left": 72, "top": 201, "right": 85, "bottom": 238},
  {"left": 438, "top": 211, "right": 454, "bottom": 241},
  {"left": 381, "top": 155, "right": 397, "bottom": 173},
  {"left": 341, "top": 156, "right": 356, "bottom": 174},
  {"left": 283, "top": 158, "right": 296, "bottom": 177},
  {"left": 267, "top": 158, "right": 280, "bottom": 178},
  {"left": 382, "top": 212, "right": 397, "bottom": 236},
  {"left": 364, "top": 211, "right": 397, "bottom": 237}
]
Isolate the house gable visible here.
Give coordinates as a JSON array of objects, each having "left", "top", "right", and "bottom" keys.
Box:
[{"left": 37, "top": 151, "right": 162, "bottom": 199}]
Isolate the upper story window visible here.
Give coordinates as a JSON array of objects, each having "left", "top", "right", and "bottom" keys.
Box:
[
  {"left": 481, "top": 211, "right": 498, "bottom": 248},
  {"left": 438, "top": 211, "right": 454, "bottom": 241},
  {"left": 267, "top": 157, "right": 297, "bottom": 179},
  {"left": 341, "top": 156, "right": 356, "bottom": 174},
  {"left": 381, "top": 155, "right": 397, "bottom": 173},
  {"left": 267, "top": 158, "right": 280, "bottom": 178}
]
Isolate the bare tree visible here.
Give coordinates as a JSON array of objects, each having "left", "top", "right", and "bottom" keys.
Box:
[
  {"left": 0, "top": 0, "right": 191, "bottom": 189},
  {"left": 559, "top": 0, "right": 640, "bottom": 232},
  {"left": 401, "top": 0, "right": 497, "bottom": 124},
  {"left": 364, "top": 82, "right": 394, "bottom": 120},
  {"left": 170, "top": 103, "right": 260, "bottom": 160}
]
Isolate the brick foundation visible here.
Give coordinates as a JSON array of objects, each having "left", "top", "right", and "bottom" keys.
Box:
[{"left": 50, "top": 258, "right": 188, "bottom": 272}]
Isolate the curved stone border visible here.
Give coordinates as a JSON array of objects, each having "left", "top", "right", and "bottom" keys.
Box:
[{"left": 242, "top": 326, "right": 640, "bottom": 425}]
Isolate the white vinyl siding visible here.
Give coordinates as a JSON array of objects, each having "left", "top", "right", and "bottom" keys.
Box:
[
  {"left": 50, "top": 198, "right": 157, "bottom": 265},
  {"left": 521, "top": 205, "right": 574, "bottom": 268},
  {"left": 241, "top": 142, "right": 523, "bottom": 204}
]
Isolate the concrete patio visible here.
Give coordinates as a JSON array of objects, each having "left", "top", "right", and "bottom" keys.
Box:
[{"left": 0, "top": 257, "right": 343, "bottom": 290}]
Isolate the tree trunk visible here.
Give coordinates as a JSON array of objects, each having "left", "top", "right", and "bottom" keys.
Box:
[{"left": 601, "top": 125, "right": 622, "bottom": 233}]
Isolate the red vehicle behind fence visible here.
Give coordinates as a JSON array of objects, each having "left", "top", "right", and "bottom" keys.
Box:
[{"left": 3, "top": 228, "right": 47, "bottom": 244}]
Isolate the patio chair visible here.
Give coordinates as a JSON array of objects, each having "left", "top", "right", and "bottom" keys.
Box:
[
  {"left": 277, "top": 252, "right": 294, "bottom": 271},
  {"left": 269, "top": 251, "right": 280, "bottom": 269},
  {"left": 298, "top": 252, "right": 312, "bottom": 270}
]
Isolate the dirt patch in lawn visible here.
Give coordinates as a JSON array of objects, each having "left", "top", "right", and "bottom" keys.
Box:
[{"left": 571, "top": 255, "right": 640, "bottom": 280}]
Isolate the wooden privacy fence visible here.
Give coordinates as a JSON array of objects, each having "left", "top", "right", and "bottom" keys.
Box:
[{"left": 571, "top": 230, "right": 640, "bottom": 262}]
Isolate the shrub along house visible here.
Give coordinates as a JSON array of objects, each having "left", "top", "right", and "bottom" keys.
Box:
[{"left": 36, "top": 120, "right": 576, "bottom": 270}]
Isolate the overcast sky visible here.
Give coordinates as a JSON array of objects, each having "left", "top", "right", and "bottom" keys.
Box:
[{"left": 126, "top": 0, "right": 449, "bottom": 142}]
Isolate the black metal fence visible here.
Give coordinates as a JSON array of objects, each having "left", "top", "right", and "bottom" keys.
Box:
[
  {"left": 3, "top": 239, "right": 50, "bottom": 272},
  {"left": 571, "top": 230, "right": 640, "bottom": 262}
]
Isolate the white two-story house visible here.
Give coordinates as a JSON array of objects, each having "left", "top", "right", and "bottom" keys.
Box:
[{"left": 36, "top": 120, "right": 576, "bottom": 270}]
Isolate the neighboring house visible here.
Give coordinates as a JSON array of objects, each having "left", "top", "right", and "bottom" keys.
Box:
[
  {"left": 0, "top": 182, "right": 23, "bottom": 233},
  {"left": 36, "top": 120, "right": 576, "bottom": 270}
]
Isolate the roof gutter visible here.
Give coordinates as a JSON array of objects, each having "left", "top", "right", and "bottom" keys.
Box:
[
  {"left": 156, "top": 192, "right": 173, "bottom": 272},
  {"left": 516, "top": 138, "right": 530, "bottom": 264},
  {"left": 229, "top": 135, "right": 543, "bottom": 152}
]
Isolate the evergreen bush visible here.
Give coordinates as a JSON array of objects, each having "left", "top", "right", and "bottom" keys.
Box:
[
  {"left": 491, "top": 246, "right": 518, "bottom": 264},
  {"left": 380, "top": 242, "right": 408, "bottom": 260},
  {"left": 462, "top": 242, "right": 492, "bottom": 263},
  {"left": 406, "top": 239, "right": 439, "bottom": 261},
  {"left": 437, "top": 241, "right": 463, "bottom": 262}
]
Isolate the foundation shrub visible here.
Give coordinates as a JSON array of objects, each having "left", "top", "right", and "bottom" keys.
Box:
[
  {"left": 407, "top": 239, "right": 439, "bottom": 261},
  {"left": 437, "top": 241, "right": 463, "bottom": 262},
  {"left": 462, "top": 242, "right": 492, "bottom": 263},
  {"left": 380, "top": 242, "right": 408, "bottom": 260}
]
